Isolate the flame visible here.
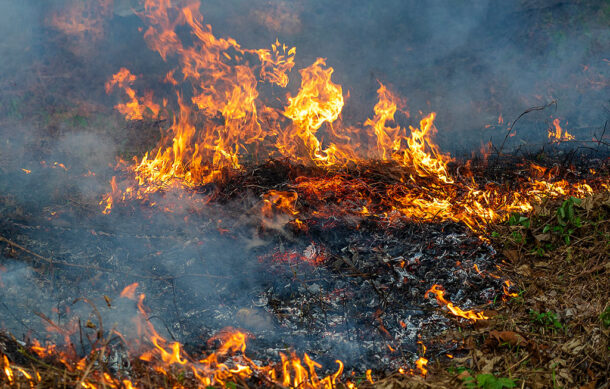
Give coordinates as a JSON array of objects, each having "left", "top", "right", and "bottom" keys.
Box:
[
  {"left": 106, "top": 68, "right": 161, "bottom": 120},
  {"left": 282, "top": 58, "right": 350, "bottom": 166},
  {"left": 502, "top": 280, "right": 519, "bottom": 299},
  {"left": 120, "top": 282, "right": 139, "bottom": 299},
  {"left": 256, "top": 39, "right": 296, "bottom": 88},
  {"left": 99, "top": 0, "right": 603, "bottom": 241},
  {"left": 426, "top": 284, "right": 488, "bottom": 321},
  {"left": 364, "top": 82, "right": 405, "bottom": 160},
  {"left": 548, "top": 118, "right": 575, "bottom": 142},
  {"left": 3, "top": 290, "right": 355, "bottom": 388},
  {"left": 262, "top": 190, "right": 299, "bottom": 218},
  {"left": 3, "top": 355, "right": 13, "bottom": 384},
  {"left": 415, "top": 356, "right": 428, "bottom": 376}
]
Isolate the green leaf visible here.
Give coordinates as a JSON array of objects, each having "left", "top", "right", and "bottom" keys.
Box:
[
  {"left": 496, "top": 377, "right": 516, "bottom": 388},
  {"left": 477, "top": 374, "right": 495, "bottom": 386},
  {"left": 225, "top": 382, "right": 237, "bottom": 389}
]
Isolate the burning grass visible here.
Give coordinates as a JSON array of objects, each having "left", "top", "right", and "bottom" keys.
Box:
[
  {"left": 1, "top": 1, "right": 609, "bottom": 388},
  {"left": 1, "top": 159, "right": 608, "bottom": 388}
]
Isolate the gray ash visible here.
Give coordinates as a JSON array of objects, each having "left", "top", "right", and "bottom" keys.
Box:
[{"left": 0, "top": 161, "right": 505, "bottom": 375}]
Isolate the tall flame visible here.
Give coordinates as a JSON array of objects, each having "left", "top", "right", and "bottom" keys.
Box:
[{"left": 101, "top": 0, "right": 601, "bottom": 239}]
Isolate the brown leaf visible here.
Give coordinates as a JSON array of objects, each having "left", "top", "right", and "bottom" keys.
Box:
[
  {"left": 516, "top": 264, "right": 531, "bottom": 276},
  {"left": 488, "top": 330, "right": 526, "bottom": 347},
  {"left": 503, "top": 250, "right": 520, "bottom": 262},
  {"left": 534, "top": 233, "right": 551, "bottom": 242}
]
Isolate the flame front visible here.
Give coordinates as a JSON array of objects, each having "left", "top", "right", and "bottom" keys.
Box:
[
  {"left": 2, "top": 288, "right": 354, "bottom": 389},
  {"left": 100, "top": 0, "right": 602, "bottom": 241}
]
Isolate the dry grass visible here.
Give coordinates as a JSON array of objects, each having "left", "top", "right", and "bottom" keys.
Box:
[{"left": 386, "top": 191, "right": 609, "bottom": 389}]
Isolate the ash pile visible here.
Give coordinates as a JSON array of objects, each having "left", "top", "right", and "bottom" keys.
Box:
[{"left": 0, "top": 159, "right": 505, "bottom": 375}]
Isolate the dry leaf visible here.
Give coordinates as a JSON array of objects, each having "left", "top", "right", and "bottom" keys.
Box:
[
  {"left": 488, "top": 330, "right": 527, "bottom": 347},
  {"left": 560, "top": 338, "right": 585, "bottom": 354},
  {"left": 503, "top": 250, "right": 520, "bottom": 262},
  {"left": 517, "top": 264, "right": 531, "bottom": 276}
]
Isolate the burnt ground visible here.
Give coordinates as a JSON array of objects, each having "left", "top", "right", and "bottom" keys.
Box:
[
  {"left": 0, "top": 149, "right": 507, "bottom": 371},
  {"left": 0, "top": 144, "right": 609, "bottom": 388}
]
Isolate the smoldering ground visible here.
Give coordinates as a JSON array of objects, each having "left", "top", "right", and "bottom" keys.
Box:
[{"left": 0, "top": 0, "right": 608, "bottom": 375}]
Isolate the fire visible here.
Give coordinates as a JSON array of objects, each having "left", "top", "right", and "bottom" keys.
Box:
[
  {"left": 256, "top": 39, "right": 297, "bottom": 88},
  {"left": 98, "top": 0, "right": 602, "bottom": 244},
  {"left": 415, "top": 356, "right": 429, "bottom": 376},
  {"left": 282, "top": 58, "right": 352, "bottom": 167},
  {"left": 426, "top": 284, "right": 488, "bottom": 321},
  {"left": 262, "top": 190, "right": 299, "bottom": 218},
  {"left": 2, "top": 287, "right": 356, "bottom": 388},
  {"left": 120, "top": 282, "right": 139, "bottom": 299},
  {"left": 3, "top": 355, "right": 12, "bottom": 384},
  {"left": 502, "top": 280, "right": 519, "bottom": 300},
  {"left": 548, "top": 118, "right": 575, "bottom": 142},
  {"left": 105, "top": 68, "right": 161, "bottom": 120}
]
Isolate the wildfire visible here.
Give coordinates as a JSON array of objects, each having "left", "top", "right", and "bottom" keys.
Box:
[
  {"left": 105, "top": 68, "right": 161, "bottom": 120},
  {"left": 98, "top": 0, "right": 601, "bottom": 239}
]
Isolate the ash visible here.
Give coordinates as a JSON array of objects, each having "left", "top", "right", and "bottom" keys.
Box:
[{"left": 0, "top": 164, "right": 503, "bottom": 375}]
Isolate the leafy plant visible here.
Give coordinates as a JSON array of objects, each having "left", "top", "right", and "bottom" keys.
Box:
[
  {"left": 508, "top": 213, "right": 530, "bottom": 228},
  {"left": 529, "top": 310, "right": 563, "bottom": 332},
  {"left": 511, "top": 231, "right": 525, "bottom": 244},
  {"left": 460, "top": 371, "right": 516, "bottom": 389},
  {"left": 543, "top": 197, "right": 582, "bottom": 244}
]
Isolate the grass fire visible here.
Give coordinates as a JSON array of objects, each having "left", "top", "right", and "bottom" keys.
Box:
[{"left": 0, "top": 0, "right": 608, "bottom": 388}]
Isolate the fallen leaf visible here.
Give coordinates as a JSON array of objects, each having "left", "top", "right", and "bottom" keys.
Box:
[
  {"left": 487, "top": 330, "right": 527, "bottom": 347},
  {"left": 516, "top": 264, "right": 531, "bottom": 276},
  {"left": 561, "top": 338, "right": 585, "bottom": 354},
  {"left": 503, "top": 250, "right": 520, "bottom": 262}
]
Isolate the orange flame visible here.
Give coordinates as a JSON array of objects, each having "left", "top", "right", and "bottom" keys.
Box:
[
  {"left": 426, "top": 284, "right": 488, "bottom": 321},
  {"left": 548, "top": 118, "right": 575, "bottom": 142},
  {"left": 99, "top": 0, "right": 602, "bottom": 240}
]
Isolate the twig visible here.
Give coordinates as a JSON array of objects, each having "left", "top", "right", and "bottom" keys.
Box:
[{"left": 497, "top": 100, "right": 557, "bottom": 155}]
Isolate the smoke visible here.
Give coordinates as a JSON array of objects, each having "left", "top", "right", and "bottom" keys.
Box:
[
  {"left": 0, "top": 0, "right": 608, "bottom": 373},
  {"left": 198, "top": 0, "right": 609, "bottom": 150}
]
